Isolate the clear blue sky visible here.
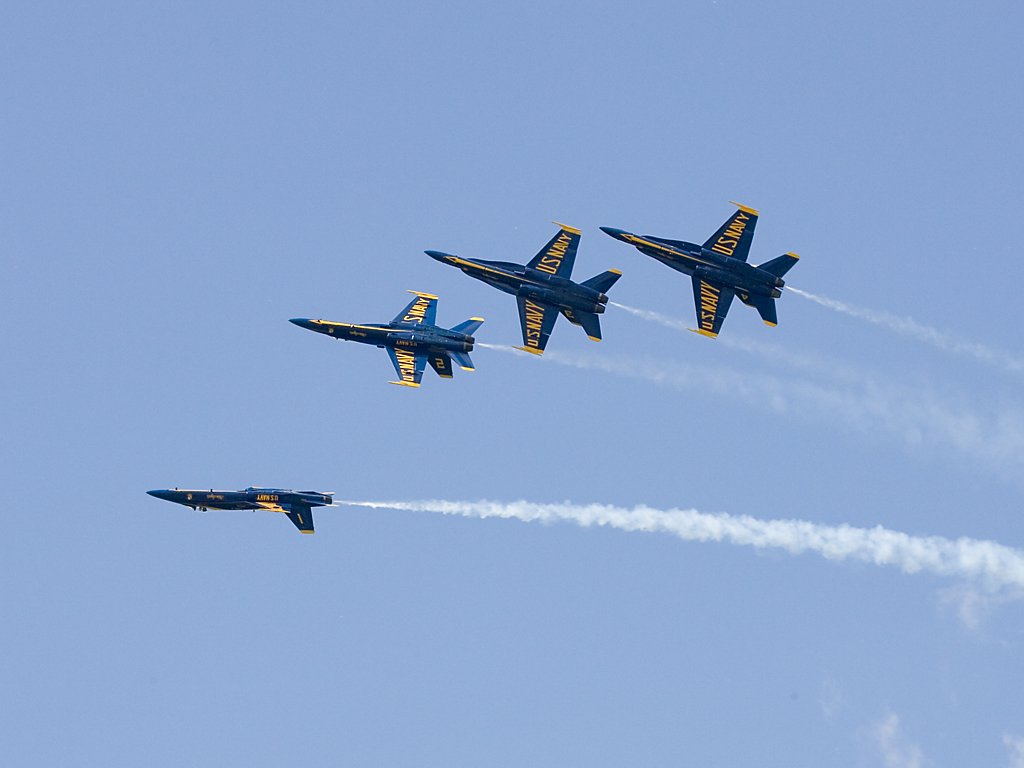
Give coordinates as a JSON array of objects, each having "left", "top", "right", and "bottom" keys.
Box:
[{"left": 3, "top": 1, "right": 1022, "bottom": 765}]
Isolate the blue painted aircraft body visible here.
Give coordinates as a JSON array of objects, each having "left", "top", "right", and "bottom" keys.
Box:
[
  {"left": 146, "top": 487, "right": 333, "bottom": 534},
  {"left": 290, "top": 291, "right": 483, "bottom": 387},
  {"left": 601, "top": 203, "right": 800, "bottom": 338},
  {"left": 426, "top": 223, "right": 621, "bottom": 355}
]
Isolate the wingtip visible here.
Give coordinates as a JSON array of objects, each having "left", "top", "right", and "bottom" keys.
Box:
[
  {"left": 728, "top": 200, "right": 760, "bottom": 216},
  {"left": 763, "top": 320, "right": 778, "bottom": 327},
  {"left": 388, "top": 381, "right": 422, "bottom": 388},
  {"left": 587, "top": 336, "right": 602, "bottom": 342},
  {"left": 786, "top": 252, "right": 800, "bottom": 260},
  {"left": 688, "top": 328, "right": 719, "bottom": 339},
  {"left": 551, "top": 221, "right": 582, "bottom": 235},
  {"left": 406, "top": 290, "right": 440, "bottom": 299},
  {"left": 513, "top": 345, "right": 544, "bottom": 356}
]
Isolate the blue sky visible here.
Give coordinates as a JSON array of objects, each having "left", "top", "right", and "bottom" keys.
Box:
[{"left": 3, "top": 1, "right": 1022, "bottom": 765}]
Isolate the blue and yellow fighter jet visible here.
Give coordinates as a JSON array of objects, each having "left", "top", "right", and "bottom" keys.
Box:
[
  {"left": 601, "top": 203, "right": 799, "bottom": 338},
  {"left": 146, "top": 487, "right": 334, "bottom": 534},
  {"left": 426, "top": 223, "right": 621, "bottom": 355},
  {"left": 290, "top": 291, "right": 482, "bottom": 387}
]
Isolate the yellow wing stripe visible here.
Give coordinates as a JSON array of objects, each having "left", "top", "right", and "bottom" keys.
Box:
[
  {"left": 728, "top": 200, "right": 760, "bottom": 215},
  {"left": 551, "top": 221, "right": 582, "bottom": 235}
]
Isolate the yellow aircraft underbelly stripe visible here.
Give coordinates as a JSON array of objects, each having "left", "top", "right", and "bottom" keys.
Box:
[
  {"left": 449, "top": 257, "right": 547, "bottom": 288},
  {"left": 623, "top": 236, "right": 717, "bottom": 268},
  {"left": 316, "top": 322, "right": 412, "bottom": 333}
]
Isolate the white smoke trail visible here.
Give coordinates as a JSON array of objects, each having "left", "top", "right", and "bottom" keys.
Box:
[
  {"left": 341, "top": 498, "right": 1024, "bottom": 592},
  {"left": 609, "top": 301, "right": 863, "bottom": 382},
  {"left": 610, "top": 301, "right": 691, "bottom": 334},
  {"left": 477, "top": 344, "right": 1024, "bottom": 476},
  {"left": 788, "top": 287, "right": 1024, "bottom": 375}
]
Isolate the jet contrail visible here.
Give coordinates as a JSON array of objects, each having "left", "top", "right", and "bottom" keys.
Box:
[
  {"left": 609, "top": 301, "right": 863, "bottom": 381},
  {"left": 341, "top": 499, "right": 1024, "bottom": 592},
  {"left": 787, "top": 287, "right": 1024, "bottom": 375},
  {"left": 477, "top": 344, "right": 1024, "bottom": 477}
]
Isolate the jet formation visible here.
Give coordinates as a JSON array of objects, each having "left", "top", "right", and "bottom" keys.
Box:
[
  {"left": 426, "top": 223, "right": 622, "bottom": 355},
  {"left": 601, "top": 203, "right": 798, "bottom": 338},
  {"left": 146, "top": 488, "right": 334, "bottom": 533},
  {"left": 150, "top": 203, "right": 802, "bottom": 534},
  {"left": 290, "top": 291, "right": 483, "bottom": 387}
]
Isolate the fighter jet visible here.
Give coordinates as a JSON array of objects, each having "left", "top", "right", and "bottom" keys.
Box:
[
  {"left": 601, "top": 203, "right": 799, "bottom": 338},
  {"left": 146, "top": 487, "right": 333, "bottom": 534},
  {"left": 290, "top": 291, "right": 482, "bottom": 388},
  {"left": 426, "top": 223, "right": 621, "bottom": 355}
]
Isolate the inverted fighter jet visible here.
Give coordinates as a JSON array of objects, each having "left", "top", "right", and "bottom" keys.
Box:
[
  {"left": 601, "top": 203, "right": 799, "bottom": 338},
  {"left": 290, "top": 291, "right": 482, "bottom": 387},
  {"left": 146, "top": 487, "right": 333, "bottom": 534},
  {"left": 426, "top": 223, "right": 621, "bottom": 355}
]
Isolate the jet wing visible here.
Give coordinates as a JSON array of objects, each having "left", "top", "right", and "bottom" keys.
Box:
[
  {"left": 387, "top": 347, "right": 427, "bottom": 387},
  {"left": 285, "top": 503, "right": 315, "bottom": 534},
  {"left": 691, "top": 277, "right": 735, "bottom": 338},
  {"left": 702, "top": 203, "right": 758, "bottom": 262},
  {"left": 428, "top": 352, "right": 454, "bottom": 378},
  {"left": 525, "top": 223, "right": 581, "bottom": 278},
  {"left": 391, "top": 291, "right": 438, "bottom": 326},
  {"left": 516, "top": 297, "right": 559, "bottom": 355}
]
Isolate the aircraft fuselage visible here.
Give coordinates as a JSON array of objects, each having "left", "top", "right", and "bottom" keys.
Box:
[
  {"left": 426, "top": 252, "right": 609, "bottom": 314},
  {"left": 146, "top": 487, "right": 332, "bottom": 512},
  {"left": 289, "top": 319, "right": 475, "bottom": 354},
  {"left": 603, "top": 230, "right": 783, "bottom": 299}
]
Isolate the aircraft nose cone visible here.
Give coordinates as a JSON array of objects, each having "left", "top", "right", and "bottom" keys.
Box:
[
  {"left": 599, "top": 226, "right": 628, "bottom": 241},
  {"left": 290, "top": 318, "right": 314, "bottom": 330},
  {"left": 424, "top": 250, "right": 450, "bottom": 262},
  {"left": 147, "top": 489, "right": 174, "bottom": 501}
]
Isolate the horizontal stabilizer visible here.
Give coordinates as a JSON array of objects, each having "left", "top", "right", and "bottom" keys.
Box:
[
  {"left": 450, "top": 350, "right": 475, "bottom": 371},
  {"left": 451, "top": 317, "right": 484, "bottom": 336},
  {"left": 580, "top": 269, "right": 622, "bottom": 294},
  {"left": 563, "top": 308, "right": 603, "bottom": 341},
  {"left": 429, "top": 353, "right": 454, "bottom": 378},
  {"left": 757, "top": 252, "right": 800, "bottom": 278},
  {"left": 748, "top": 294, "right": 778, "bottom": 326},
  {"left": 286, "top": 503, "right": 315, "bottom": 534}
]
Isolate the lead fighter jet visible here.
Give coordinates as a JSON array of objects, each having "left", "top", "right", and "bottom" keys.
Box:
[
  {"left": 147, "top": 487, "right": 334, "bottom": 534},
  {"left": 601, "top": 203, "right": 799, "bottom": 338},
  {"left": 290, "top": 291, "right": 482, "bottom": 387},
  {"left": 426, "top": 223, "right": 621, "bottom": 355}
]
